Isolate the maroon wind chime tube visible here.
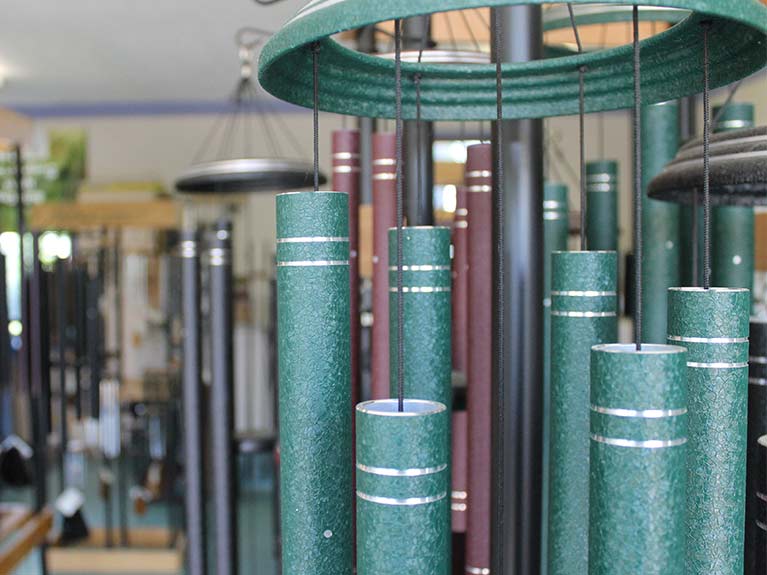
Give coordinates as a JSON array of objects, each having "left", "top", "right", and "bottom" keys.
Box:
[
  {"left": 371, "top": 132, "right": 397, "bottom": 401},
  {"left": 332, "top": 129, "right": 361, "bottom": 408},
  {"left": 464, "top": 143, "right": 493, "bottom": 574}
]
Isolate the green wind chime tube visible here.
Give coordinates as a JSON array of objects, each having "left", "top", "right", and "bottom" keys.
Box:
[
  {"left": 542, "top": 182, "right": 569, "bottom": 573},
  {"left": 667, "top": 287, "right": 751, "bottom": 575},
  {"left": 588, "top": 343, "right": 688, "bottom": 575},
  {"left": 388, "top": 226, "right": 452, "bottom": 409},
  {"left": 356, "top": 399, "right": 450, "bottom": 575},
  {"left": 548, "top": 250, "right": 618, "bottom": 575},
  {"left": 276, "top": 191, "right": 353, "bottom": 575},
  {"left": 585, "top": 161, "right": 618, "bottom": 252},
  {"left": 641, "top": 101, "right": 681, "bottom": 343},
  {"left": 711, "top": 102, "right": 755, "bottom": 297}
]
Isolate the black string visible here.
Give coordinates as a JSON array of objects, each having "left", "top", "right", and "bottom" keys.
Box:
[
  {"left": 712, "top": 79, "right": 743, "bottom": 127},
  {"left": 702, "top": 21, "right": 712, "bottom": 290},
  {"left": 395, "top": 19, "right": 405, "bottom": 412},
  {"left": 312, "top": 42, "right": 320, "bottom": 192},
  {"left": 567, "top": 4, "right": 587, "bottom": 251},
  {"left": 632, "top": 5, "right": 642, "bottom": 350}
]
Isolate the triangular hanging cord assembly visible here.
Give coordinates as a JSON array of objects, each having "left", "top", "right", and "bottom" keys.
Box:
[
  {"left": 312, "top": 42, "right": 321, "bottom": 192},
  {"left": 702, "top": 20, "right": 712, "bottom": 290},
  {"left": 632, "top": 5, "right": 643, "bottom": 350},
  {"left": 394, "top": 19, "right": 405, "bottom": 412},
  {"left": 566, "top": 4, "right": 587, "bottom": 251}
]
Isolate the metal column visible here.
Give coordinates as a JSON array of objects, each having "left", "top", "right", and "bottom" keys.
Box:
[{"left": 491, "top": 7, "right": 544, "bottom": 575}]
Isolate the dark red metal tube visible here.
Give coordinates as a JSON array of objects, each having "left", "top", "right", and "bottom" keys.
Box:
[
  {"left": 371, "top": 133, "right": 397, "bottom": 400},
  {"left": 465, "top": 143, "right": 493, "bottom": 574}
]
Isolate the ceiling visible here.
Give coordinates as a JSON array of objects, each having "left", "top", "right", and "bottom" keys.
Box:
[{"left": 0, "top": 0, "right": 306, "bottom": 112}]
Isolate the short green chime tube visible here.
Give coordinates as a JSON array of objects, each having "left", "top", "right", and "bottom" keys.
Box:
[
  {"left": 356, "top": 399, "right": 450, "bottom": 575},
  {"left": 542, "top": 182, "right": 569, "bottom": 571},
  {"left": 276, "top": 191, "right": 353, "bottom": 575},
  {"left": 548, "top": 251, "right": 618, "bottom": 575},
  {"left": 388, "top": 226, "right": 452, "bottom": 409},
  {"left": 588, "top": 343, "right": 688, "bottom": 575},
  {"left": 667, "top": 287, "right": 750, "bottom": 575},
  {"left": 585, "top": 161, "right": 618, "bottom": 252},
  {"left": 641, "top": 102, "right": 680, "bottom": 343},
  {"left": 711, "top": 102, "right": 755, "bottom": 296}
]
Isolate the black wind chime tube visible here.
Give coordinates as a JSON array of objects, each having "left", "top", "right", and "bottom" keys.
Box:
[
  {"left": 208, "top": 218, "right": 238, "bottom": 575},
  {"left": 180, "top": 229, "right": 207, "bottom": 575},
  {"left": 490, "top": 7, "right": 544, "bottom": 575},
  {"left": 56, "top": 258, "right": 69, "bottom": 491},
  {"left": 757, "top": 435, "right": 767, "bottom": 573},
  {"left": 746, "top": 319, "right": 767, "bottom": 575}
]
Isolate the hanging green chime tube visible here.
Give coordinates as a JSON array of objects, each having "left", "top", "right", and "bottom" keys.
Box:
[
  {"left": 588, "top": 343, "right": 688, "bottom": 575},
  {"left": 548, "top": 251, "right": 618, "bottom": 575},
  {"left": 585, "top": 161, "right": 618, "bottom": 252},
  {"left": 641, "top": 101, "right": 680, "bottom": 343},
  {"left": 542, "top": 182, "right": 569, "bottom": 573},
  {"left": 711, "top": 102, "right": 755, "bottom": 298},
  {"left": 388, "top": 226, "right": 452, "bottom": 409},
  {"left": 276, "top": 191, "right": 353, "bottom": 575},
  {"left": 746, "top": 319, "right": 767, "bottom": 575},
  {"left": 356, "top": 399, "right": 450, "bottom": 575},
  {"left": 667, "top": 287, "right": 750, "bottom": 575}
]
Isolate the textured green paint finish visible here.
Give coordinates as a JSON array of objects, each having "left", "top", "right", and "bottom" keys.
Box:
[
  {"left": 712, "top": 103, "right": 755, "bottom": 296},
  {"left": 589, "top": 343, "right": 688, "bottom": 575},
  {"left": 667, "top": 287, "right": 750, "bottom": 575},
  {"left": 641, "top": 102, "right": 680, "bottom": 343},
  {"left": 258, "top": 0, "right": 767, "bottom": 120},
  {"left": 586, "top": 161, "right": 618, "bottom": 252},
  {"left": 276, "top": 191, "right": 353, "bottom": 575},
  {"left": 388, "top": 227, "right": 452, "bottom": 409},
  {"left": 542, "top": 182, "right": 569, "bottom": 575},
  {"left": 356, "top": 399, "right": 450, "bottom": 575},
  {"left": 548, "top": 251, "right": 618, "bottom": 575}
]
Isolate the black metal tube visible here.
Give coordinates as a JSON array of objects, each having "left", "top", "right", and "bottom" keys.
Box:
[
  {"left": 403, "top": 15, "right": 434, "bottom": 226},
  {"left": 491, "top": 7, "right": 544, "bottom": 575},
  {"left": 209, "top": 220, "right": 237, "bottom": 575},
  {"left": 181, "top": 230, "right": 208, "bottom": 575},
  {"left": 87, "top": 272, "right": 101, "bottom": 419},
  {"left": 74, "top": 265, "right": 85, "bottom": 420},
  {"left": 56, "top": 258, "right": 68, "bottom": 491},
  {"left": 40, "top": 266, "right": 52, "bottom": 438}
]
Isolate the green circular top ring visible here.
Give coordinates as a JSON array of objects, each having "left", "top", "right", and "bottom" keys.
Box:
[{"left": 258, "top": 0, "right": 767, "bottom": 121}]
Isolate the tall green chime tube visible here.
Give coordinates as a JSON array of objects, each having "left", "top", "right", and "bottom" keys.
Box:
[
  {"left": 585, "top": 161, "right": 618, "bottom": 252},
  {"left": 641, "top": 102, "right": 680, "bottom": 343},
  {"left": 667, "top": 287, "right": 750, "bottom": 575},
  {"left": 548, "top": 251, "right": 618, "bottom": 575},
  {"left": 746, "top": 319, "right": 767, "bottom": 575},
  {"left": 356, "top": 399, "right": 450, "bottom": 575},
  {"left": 757, "top": 435, "right": 767, "bottom": 573},
  {"left": 588, "top": 344, "right": 688, "bottom": 575},
  {"left": 711, "top": 103, "right": 755, "bottom": 297},
  {"left": 388, "top": 226, "right": 452, "bottom": 408},
  {"left": 276, "top": 191, "right": 353, "bottom": 575},
  {"left": 542, "top": 181, "right": 568, "bottom": 574}
]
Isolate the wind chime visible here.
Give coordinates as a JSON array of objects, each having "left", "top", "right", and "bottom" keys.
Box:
[{"left": 256, "top": 1, "right": 767, "bottom": 575}]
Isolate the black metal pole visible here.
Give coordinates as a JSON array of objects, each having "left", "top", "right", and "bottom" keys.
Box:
[
  {"left": 40, "top": 267, "right": 52, "bottom": 438},
  {"left": 491, "top": 7, "right": 544, "bottom": 575},
  {"left": 74, "top": 264, "right": 85, "bottom": 420},
  {"left": 209, "top": 219, "right": 237, "bottom": 575},
  {"left": 403, "top": 15, "right": 434, "bottom": 226},
  {"left": 181, "top": 230, "right": 208, "bottom": 575},
  {"left": 56, "top": 258, "right": 68, "bottom": 491},
  {"left": 86, "top": 272, "right": 101, "bottom": 419}
]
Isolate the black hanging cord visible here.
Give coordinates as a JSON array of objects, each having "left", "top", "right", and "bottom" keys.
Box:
[
  {"left": 711, "top": 79, "right": 743, "bottom": 126},
  {"left": 395, "top": 20, "right": 405, "bottom": 412},
  {"left": 702, "top": 21, "right": 712, "bottom": 290},
  {"left": 632, "top": 5, "right": 643, "bottom": 350},
  {"left": 312, "top": 42, "right": 320, "bottom": 192},
  {"left": 567, "top": 4, "right": 587, "bottom": 250}
]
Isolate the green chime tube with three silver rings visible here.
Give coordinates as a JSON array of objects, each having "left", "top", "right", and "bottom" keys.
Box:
[
  {"left": 588, "top": 343, "right": 688, "bottom": 575},
  {"left": 276, "top": 191, "right": 353, "bottom": 575},
  {"left": 548, "top": 250, "right": 618, "bottom": 575},
  {"left": 667, "top": 286, "right": 751, "bottom": 575},
  {"left": 542, "top": 181, "right": 569, "bottom": 572},
  {"left": 641, "top": 101, "right": 681, "bottom": 343},
  {"left": 711, "top": 102, "right": 755, "bottom": 297},
  {"left": 388, "top": 226, "right": 452, "bottom": 409},
  {"left": 356, "top": 399, "right": 450, "bottom": 575},
  {"left": 585, "top": 161, "right": 619, "bottom": 253}
]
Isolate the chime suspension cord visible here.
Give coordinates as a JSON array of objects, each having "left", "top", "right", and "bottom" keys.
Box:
[
  {"left": 702, "top": 21, "right": 712, "bottom": 290},
  {"left": 312, "top": 42, "right": 320, "bottom": 192},
  {"left": 632, "top": 5, "right": 643, "bottom": 350},
  {"left": 395, "top": 19, "right": 405, "bottom": 412},
  {"left": 567, "top": 4, "right": 587, "bottom": 251}
]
